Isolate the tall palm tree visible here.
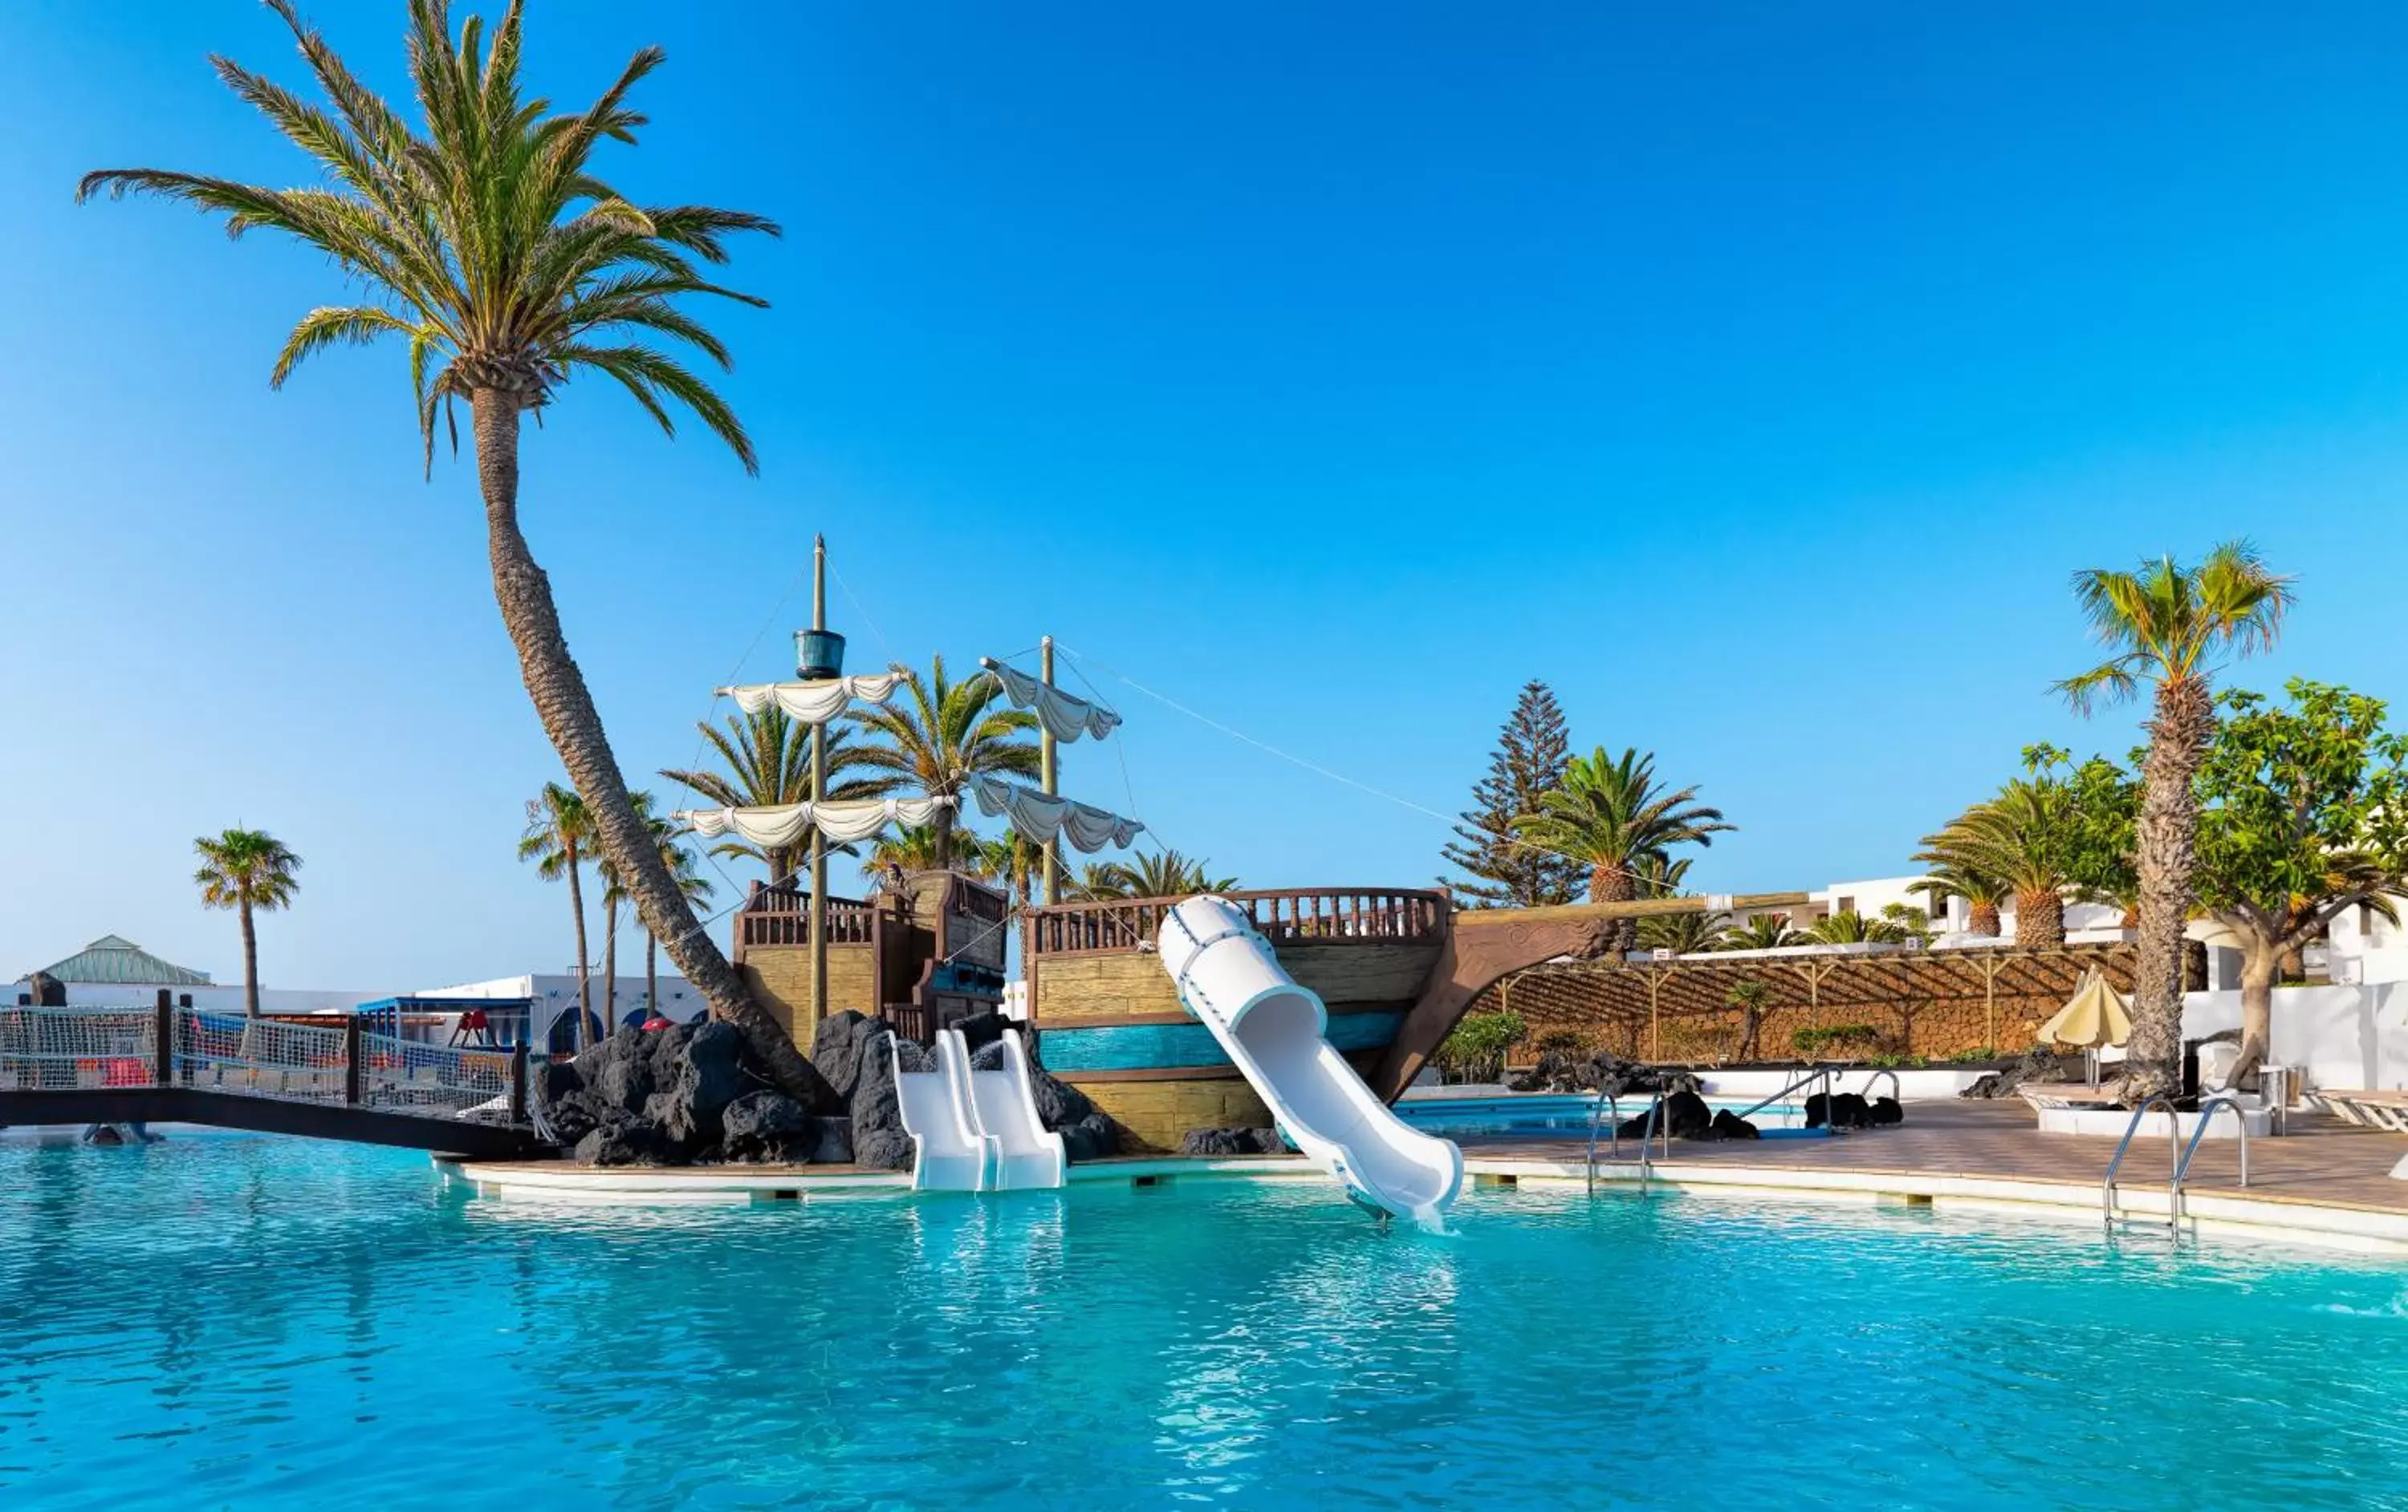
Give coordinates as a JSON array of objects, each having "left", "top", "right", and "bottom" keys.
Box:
[
  {"left": 849, "top": 656, "right": 1039, "bottom": 869},
  {"left": 1915, "top": 775, "right": 2080, "bottom": 947},
  {"left": 192, "top": 829, "right": 303, "bottom": 1018},
  {"left": 967, "top": 828, "right": 1043, "bottom": 908},
  {"left": 1515, "top": 747, "right": 1734, "bottom": 951},
  {"left": 519, "top": 781, "right": 595, "bottom": 1049},
  {"left": 661, "top": 709, "right": 890, "bottom": 886},
  {"left": 1077, "top": 850, "right": 1239, "bottom": 900},
  {"left": 77, "top": 1, "right": 817, "bottom": 1095},
  {"left": 2059, "top": 543, "right": 2292, "bottom": 1099},
  {"left": 867, "top": 824, "right": 949, "bottom": 876},
  {"left": 592, "top": 789, "right": 661, "bottom": 1030},
  {"left": 1908, "top": 861, "right": 2011, "bottom": 937}
]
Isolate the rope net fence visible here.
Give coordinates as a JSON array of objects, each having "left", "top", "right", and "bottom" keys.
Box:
[
  {"left": 361, "top": 1031, "right": 513, "bottom": 1120},
  {"left": 174, "top": 1010, "right": 349, "bottom": 1104},
  {"left": 0, "top": 1007, "right": 156, "bottom": 1091}
]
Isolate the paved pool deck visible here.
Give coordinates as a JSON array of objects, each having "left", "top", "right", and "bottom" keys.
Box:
[{"left": 446, "top": 1100, "right": 2408, "bottom": 1252}]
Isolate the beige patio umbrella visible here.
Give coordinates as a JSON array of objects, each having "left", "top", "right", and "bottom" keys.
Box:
[{"left": 2037, "top": 969, "right": 2132, "bottom": 1050}]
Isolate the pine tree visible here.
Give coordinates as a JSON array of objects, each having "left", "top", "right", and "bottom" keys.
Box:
[{"left": 1441, "top": 681, "right": 1584, "bottom": 908}]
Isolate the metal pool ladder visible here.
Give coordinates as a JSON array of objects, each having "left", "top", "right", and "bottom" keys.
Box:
[
  {"left": 1584, "top": 1090, "right": 1670, "bottom": 1196},
  {"left": 2101, "top": 1095, "right": 2251, "bottom": 1236}
]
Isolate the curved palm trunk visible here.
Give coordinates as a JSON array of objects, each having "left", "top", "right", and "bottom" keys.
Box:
[
  {"left": 473, "top": 392, "right": 829, "bottom": 1104},
  {"left": 601, "top": 897, "right": 619, "bottom": 1036},
  {"left": 2013, "top": 888, "right": 2065, "bottom": 949},
  {"left": 238, "top": 898, "right": 260, "bottom": 1019},
  {"left": 1968, "top": 900, "right": 2003, "bottom": 937},
  {"left": 2126, "top": 676, "right": 2213, "bottom": 1101},
  {"left": 564, "top": 841, "right": 591, "bottom": 1051}
]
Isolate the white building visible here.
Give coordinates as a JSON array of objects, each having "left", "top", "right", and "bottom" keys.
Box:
[
  {"left": 8, "top": 935, "right": 381, "bottom": 1017},
  {"left": 413, "top": 970, "right": 706, "bottom": 1053}
]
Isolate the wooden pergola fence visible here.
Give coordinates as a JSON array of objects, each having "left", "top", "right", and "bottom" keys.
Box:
[{"left": 1477, "top": 941, "right": 2204, "bottom": 1064}]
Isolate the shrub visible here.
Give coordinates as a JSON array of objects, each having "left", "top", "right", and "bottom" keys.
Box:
[
  {"left": 1434, "top": 1010, "right": 1528, "bottom": 1084},
  {"left": 1792, "top": 1023, "right": 1881, "bottom": 1057},
  {"left": 1945, "top": 1045, "right": 2002, "bottom": 1064}
]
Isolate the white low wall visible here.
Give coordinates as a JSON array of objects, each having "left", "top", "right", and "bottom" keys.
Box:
[
  {"left": 1694, "top": 1069, "right": 1985, "bottom": 1102},
  {"left": 2182, "top": 983, "right": 2408, "bottom": 1092}
]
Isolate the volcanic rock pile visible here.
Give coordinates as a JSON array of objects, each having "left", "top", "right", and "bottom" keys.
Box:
[{"left": 533, "top": 1010, "right": 1124, "bottom": 1169}]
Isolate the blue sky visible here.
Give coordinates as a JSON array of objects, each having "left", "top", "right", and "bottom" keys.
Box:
[{"left": 7, "top": 2, "right": 2408, "bottom": 990}]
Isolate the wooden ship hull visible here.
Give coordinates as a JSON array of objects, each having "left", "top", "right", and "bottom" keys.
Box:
[
  {"left": 734, "top": 870, "right": 1012, "bottom": 1048},
  {"left": 1021, "top": 888, "right": 1621, "bottom": 1152}
]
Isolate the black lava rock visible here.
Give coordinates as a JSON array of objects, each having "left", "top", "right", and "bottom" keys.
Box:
[
  {"left": 811, "top": 1010, "right": 879, "bottom": 1103},
  {"left": 1868, "top": 1095, "right": 1904, "bottom": 1127},
  {"left": 808, "top": 1114, "right": 853, "bottom": 1165},
  {"left": 1057, "top": 1111, "right": 1121, "bottom": 1163},
  {"left": 575, "top": 1116, "right": 666, "bottom": 1168},
  {"left": 1180, "top": 1126, "right": 1286, "bottom": 1156},
  {"left": 954, "top": 1010, "right": 1008, "bottom": 1057},
  {"left": 1709, "top": 1108, "right": 1761, "bottom": 1140},
  {"left": 853, "top": 1126, "right": 915, "bottom": 1172},
  {"left": 721, "top": 1090, "right": 814, "bottom": 1163}
]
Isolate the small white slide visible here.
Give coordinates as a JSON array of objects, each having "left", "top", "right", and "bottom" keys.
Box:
[
  {"left": 1156, "top": 896, "right": 1462, "bottom": 1223},
  {"left": 890, "top": 1029, "right": 993, "bottom": 1191},
  {"left": 968, "top": 1030, "right": 1068, "bottom": 1190}
]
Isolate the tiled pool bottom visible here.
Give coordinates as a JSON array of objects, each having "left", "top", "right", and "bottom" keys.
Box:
[{"left": 6, "top": 1136, "right": 2408, "bottom": 1510}]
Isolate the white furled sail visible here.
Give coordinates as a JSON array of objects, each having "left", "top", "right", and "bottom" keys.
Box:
[
  {"left": 719, "top": 668, "right": 911, "bottom": 726},
  {"left": 968, "top": 774, "right": 1143, "bottom": 853},
  {"left": 978, "top": 657, "right": 1121, "bottom": 743},
  {"left": 673, "top": 796, "right": 955, "bottom": 848}
]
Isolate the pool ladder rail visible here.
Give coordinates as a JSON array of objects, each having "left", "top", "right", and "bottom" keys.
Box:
[
  {"left": 1582, "top": 1065, "right": 1853, "bottom": 1196},
  {"left": 2101, "top": 1094, "right": 2251, "bottom": 1236}
]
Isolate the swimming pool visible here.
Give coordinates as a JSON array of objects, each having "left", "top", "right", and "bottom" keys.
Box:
[
  {"left": 5, "top": 1136, "right": 2406, "bottom": 1510},
  {"left": 1398, "top": 1091, "right": 1818, "bottom": 1136}
]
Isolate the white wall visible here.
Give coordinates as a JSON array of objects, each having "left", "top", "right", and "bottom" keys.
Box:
[
  {"left": 417, "top": 970, "right": 706, "bottom": 1045},
  {"left": 2182, "top": 982, "right": 2408, "bottom": 1092},
  {"left": 11, "top": 982, "right": 382, "bottom": 1015}
]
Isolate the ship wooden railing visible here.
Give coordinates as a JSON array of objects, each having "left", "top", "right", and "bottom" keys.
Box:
[
  {"left": 736, "top": 881, "right": 880, "bottom": 949},
  {"left": 1026, "top": 887, "right": 1449, "bottom": 958}
]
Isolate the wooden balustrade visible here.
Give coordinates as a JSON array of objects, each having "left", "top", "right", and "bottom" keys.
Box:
[
  {"left": 1025, "top": 887, "right": 1449, "bottom": 957},
  {"left": 737, "top": 882, "right": 881, "bottom": 949}
]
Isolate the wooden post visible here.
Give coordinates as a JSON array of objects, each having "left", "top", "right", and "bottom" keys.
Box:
[
  {"left": 1648, "top": 970, "right": 1662, "bottom": 1063},
  {"left": 808, "top": 534, "right": 829, "bottom": 1041},
  {"left": 153, "top": 991, "right": 173, "bottom": 1087},
  {"left": 1983, "top": 955, "right": 1999, "bottom": 1049},
  {"left": 509, "top": 1043, "right": 529, "bottom": 1126},
  {"left": 1040, "top": 636, "right": 1060, "bottom": 906},
  {"left": 344, "top": 1015, "right": 363, "bottom": 1105}
]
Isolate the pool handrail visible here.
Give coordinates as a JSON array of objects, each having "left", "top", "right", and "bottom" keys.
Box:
[
  {"left": 2171, "top": 1095, "right": 2251, "bottom": 1219},
  {"left": 1860, "top": 1069, "right": 1902, "bottom": 1108},
  {"left": 1584, "top": 1091, "right": 1621, "bottom": 1194},
  {"left": 2101, "top": 1095, "right": 2182, "bottom": 1235},
  {"left": 1732, "top": 1066, "right": 1836, "bottom": 1128}
]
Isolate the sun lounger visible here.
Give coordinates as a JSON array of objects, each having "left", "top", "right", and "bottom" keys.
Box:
[
  {"left": 2310, "top": 1088, "right": 2408, "bottom": 1132},
  {"left": 2016, "top": 1083, "right": 2133, "bottom": 1112}
]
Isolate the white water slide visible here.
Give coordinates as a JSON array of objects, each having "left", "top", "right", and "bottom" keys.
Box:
[
  {"left": 889, "top": 1028, "right": 1067, "bottom": 1192},
  {"left": 1155, "top": 896, "right": 1462, "bottom": 1223}
]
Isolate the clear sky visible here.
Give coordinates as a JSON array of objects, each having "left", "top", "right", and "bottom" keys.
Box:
[{"left": 7, "top": 2, "right": 2408, "bottom": 991}]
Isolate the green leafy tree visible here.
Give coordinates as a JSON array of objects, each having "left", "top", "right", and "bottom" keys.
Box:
[
  {"left": 850, "top": 656, "right": 1039, "bottom": 871},
  {"left": 1515, "top": 747, "right": 1734, "bottom": 952},
  {"left": 192, "top": 829, "right": 303, "bottom": 1018},
  {"left": 2194, "top": 681, "right": 2408, "bottom": 1083},
  {"left": 1440, "top": 681, "right": 1584, "bottom": 908},
  {"left": 74, "top": 0, "right": 828, "bottom": 1098},
  {"left": 1434, "top": 1010, "right": 1527, "bottom": 1084},
  {"left": 519, "top": 781, "right": 596, "bottom": 1047},
  {"left": 661, "top": 709, "right": 889, "bottom": 884},
  {"left": 2059, "top": 542, "right": 2292, "bottom": 1099}
]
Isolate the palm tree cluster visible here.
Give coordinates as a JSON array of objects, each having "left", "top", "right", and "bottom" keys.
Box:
[
  {"left": 1515, "top": 747, "right": 1734, "bottom": 952},
  {"left": 521, "top": 782, "right": 711, "bottom": 1050},
  {"left": 1076, "top": 851, "right": 1239, "bottom": 900},
  {"left": 1912, "top": 752, "right": 2090, "bottom": 949}
]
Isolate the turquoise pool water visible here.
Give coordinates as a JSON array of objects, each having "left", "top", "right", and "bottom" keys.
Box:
[
  {"left": 5, "top": 1136, "right": 2408, "bottom": 1510},
  {"left": 1398, "top": 1092, "right": 1815, "bottom": 1136}
]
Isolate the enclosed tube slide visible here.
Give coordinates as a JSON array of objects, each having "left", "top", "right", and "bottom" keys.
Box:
[{"left": 1155, "top": 896, "right": 1462, "bottom": 1222}]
